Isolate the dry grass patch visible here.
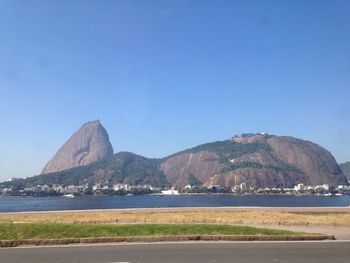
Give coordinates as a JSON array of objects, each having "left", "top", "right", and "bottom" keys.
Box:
[{"left": 0, "top": 210, "right": 349, "bottom": 226}]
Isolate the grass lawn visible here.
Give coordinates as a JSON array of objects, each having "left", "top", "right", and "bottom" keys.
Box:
[{"left": 0, "top": 223, "right": 304, "bottom": 240}]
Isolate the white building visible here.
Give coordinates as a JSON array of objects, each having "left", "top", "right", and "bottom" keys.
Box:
[
  {"left": 65, "top": 185, "right": 80, "bottom": 194},
  {"left": 294, "top": 183, "right": 305, "bottom": 191},
  {"left": 113, "top": 183, "right": 129, "bottom": 191},
  {"left": 93, "top": 183, "right": 102, "bottom": 191},
  {"left": 239, "top": 183, "right": 247, "bottom": 191},
  {"left": 161, "top": 189, "right": 179, "bottom": 195},
  {"left": 102, "top": 185, "right": 110, "bottom": 190},
  {"left": 315, "top": 184, "right": 329, "bottom": 191}
]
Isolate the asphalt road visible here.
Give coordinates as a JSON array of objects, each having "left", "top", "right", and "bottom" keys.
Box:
[{"left": 1, "top": 241, "right": 349, "bottom": 263}]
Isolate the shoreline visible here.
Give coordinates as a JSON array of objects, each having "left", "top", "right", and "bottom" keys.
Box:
[
  {"left": 2, "top": 192, "right": 350, "bottom": 197},
  {"left": 1, "top": 206, "right": 350, "bottom": 215}
]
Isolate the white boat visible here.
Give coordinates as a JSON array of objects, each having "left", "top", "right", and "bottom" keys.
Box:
[{"left": 63, "top": 193, "right": 75, "bottom": 198}]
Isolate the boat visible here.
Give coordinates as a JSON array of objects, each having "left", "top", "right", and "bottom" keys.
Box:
[{"left": 63, "top": 193, "right": 75, "bottom": 198}]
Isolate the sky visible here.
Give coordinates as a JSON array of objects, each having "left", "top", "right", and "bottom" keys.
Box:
[{"left": 0, "top": 0, "right": 350, "bottom": 181}]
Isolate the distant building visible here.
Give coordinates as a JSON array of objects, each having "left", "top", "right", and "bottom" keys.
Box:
[
  {"left": 65, "top": 185, "right": 80, "bottom": 194},
  {"left": 93, "top": 183, "right": 102, "bottom": 191},
  {"left": 113, "top": 183, "right": 129, "bottom": 191},
  {"left": 161, "top": 189, "right": 179, "bottom": 195},
  {"left": 102, "top": 185, "right": 110, "bottom": 190},
  {"left": 24, "top": 187, "right": 36, "bottom": 192},
  {"left": 315, "top": 184, "right": 329, "bottom": 191},
  {"left": 239, "top": 183, "right": 247, "bottom": 191},
  {"left": 232, "top": 185, "right": 240, "bottom": 192},
  {"left": 294, "top": 183, "right": 304, "bottom": 191}
]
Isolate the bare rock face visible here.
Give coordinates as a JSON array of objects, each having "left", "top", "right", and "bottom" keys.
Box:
[
  {"left": 160, "top": 134, "right": 348, "bottom": 188},
  {"left": 266, "top": 136, "right": 344, "bottom": 186},
  {"left": 42, "top": 120, "right": 113, "bottom": 174},
  {"left": 340, "top": 162, "right": 350, "bottom": 182},
  {"left": 161, "top": 151, "right": 223, "bottom": 187},
  {"left": 38, "top": 127, "right": 347, "bottom": 188}
]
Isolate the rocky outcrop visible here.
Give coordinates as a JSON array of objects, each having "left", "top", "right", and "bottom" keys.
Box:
[
  {"left": 161, "top": 151, "right": 223, "bottom": 187},
  {"left": 266, "top": 136, "right": 344, "bottom": 186},
  {"left": 340, "top": 162, "right": 350, "bottom": 182},
  {"left": 160, "top": 134, "right": 348, "bottom": 188},
  {"left": 42, "top": 120, "right": 113, "bottom": 174},
  {"left": 38, "top": 128, "right": 347, "bottom": 188}
]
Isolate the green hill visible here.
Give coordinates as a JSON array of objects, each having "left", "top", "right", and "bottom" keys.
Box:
[{"left": 1, "top": 152, "right": 168, "bottom": 189}]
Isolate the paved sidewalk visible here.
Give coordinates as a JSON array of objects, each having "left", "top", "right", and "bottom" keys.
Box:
[{"left": 248, "top": 224, "right": 350, "bottom": 240}]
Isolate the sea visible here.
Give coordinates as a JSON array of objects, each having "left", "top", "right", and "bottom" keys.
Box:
[{"left": 0, "top": 194, "right": 349, "bottom": 212}]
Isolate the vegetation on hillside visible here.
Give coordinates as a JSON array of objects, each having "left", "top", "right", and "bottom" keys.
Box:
[
  {"left": 167, "top": 139, "right": 303, "bottom": 177},
  {"left": 167, "top": 140, "right": 272, "bottom": 161},
  {"left": 0, "top": 152, "right": 169, "bottom": 189},
  {"left": 220, "top": 161, "right": 303, "bottom": 174},
  {"left": 1, "top": 136, "right": 341, "bottom": 190},
  {"left": 187, "top": 173, "right": 203, "bottom": 186}
]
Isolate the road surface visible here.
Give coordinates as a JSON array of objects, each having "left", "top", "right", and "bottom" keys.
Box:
[{"left": 1, "top": 241, "right": 349, "bottom": 263}]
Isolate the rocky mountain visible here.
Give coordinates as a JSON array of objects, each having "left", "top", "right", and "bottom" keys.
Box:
[
  {"left": 161, "top": 134, "right": 347, "bottom": 188},
  {"left": 5, "top": 128, "right": 348, "bottom": 189},
  {"left": 340, "top": 162, "right": 350, "bottom": 181},
  {"left": 41, "top": 120, "right": 114, "bottom": 174},
  {"left": 16, "top": 152, "right": 167, "bottom": 188}
]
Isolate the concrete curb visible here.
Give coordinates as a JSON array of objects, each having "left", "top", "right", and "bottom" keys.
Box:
[{"left": 0, "top": 235, "right": 334, "bottom": 247}]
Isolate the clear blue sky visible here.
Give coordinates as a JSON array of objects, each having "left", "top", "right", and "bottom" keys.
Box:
[{"left": 1, "top": 0, "right": 349, "bottom": 181}]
